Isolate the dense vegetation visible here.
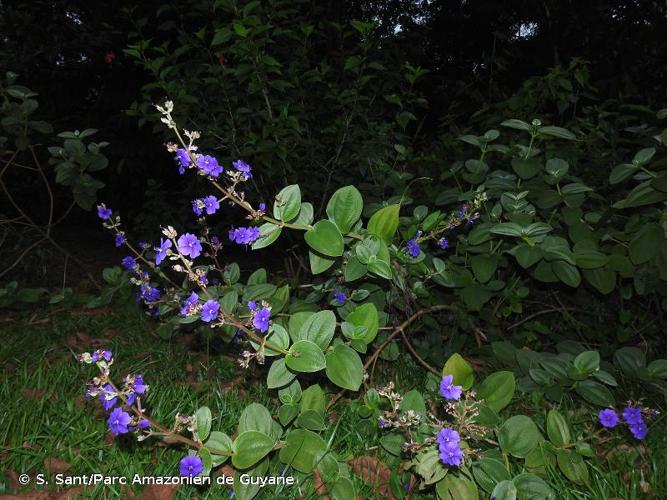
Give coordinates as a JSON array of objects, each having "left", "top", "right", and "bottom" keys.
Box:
[{"left": 1, "top": 1, "right": 666, "bottom": 499}]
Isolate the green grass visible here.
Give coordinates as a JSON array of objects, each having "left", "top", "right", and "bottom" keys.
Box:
[{"left": 1, "top": 304, "right": 665, "bottom": 499}]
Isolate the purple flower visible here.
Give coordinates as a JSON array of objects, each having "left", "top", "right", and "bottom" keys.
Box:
[
  {"left": 180, "top": 292, "right": 199, "bottom": 316},
  {"left": 629, "top": 421, "right": 648, "bottom": 440},
  {"left": 233, "top": 160, "right": 252, "bottom": 179},
  {"left": 247, "top": 300, "right": 257, "bottom": 311},
  {"left": 210, "top": 236, "right": 220, "bottom": 245},
  {"left": 258, "top": 202, "right": 266, "bottom": 212},
  {"left": 333, "top": 291, "right": 347, "bottom": 305},
  {"left": 125, "top": 374, "right": 148, "bottom": 405},
  {"left": 177, "top": 233, "right": 202, "bottom": 259},
  {"left": 91, "top": 350, "right": 113, "bottom": 362},
  {"left": 405, "top": 239, "right": 421, "bottom": 258},
  {"left": 253, "top": 307, "right": 271, "bottom": 333},
  {"left": 97, "top": 204, "right": 112, "bottom": 220},
  {"left": 439, "top": 441, "right": 463, "bottom": 467},
  {"left": 98, "top": 384, "right": 117, "bottom": 411},
  {"left": 622, "top": 407, "right": 643, "bottom": 426},
  {"left": 155, "top": 238, "right": 172, "bottom": 265},
  {"left": 175, "top": 149, "right": 191, "bottom": 173},
  {"left": 121, "top": 256, "right": 136, "bottom": 271},
  {"left": 140, "top": 285, "right": 161, "bottom": 303},
  {"left": 196, "top": 155, "right": 222, "bottom": 177},
  {"left": 440, "top": 374, "right": 463, "bottom": 400},
  {"left": 203, "top": 195, "right": 220, "bottom": 215},
  {"left": 138, "top": 419, "right": 150, "bottom": 429},
  {"left": 115, "top": 233, "right": 126, "bottom": 247},
  {"left": 201, "top": 300, "right": 220, "bottom": 322},
  {"left": 228, "top": 226, "right": 261, "bottom": 245},
  {"left": 107, "top": 407, "right": 132, "bottom": 435},
  {"left": 192, "top": 199, "right": 204, "bottom": 216},
  {"left": 378, "top": 417, "right": 387, "bottom": 428},
  {"left": 179, "top": 455, "right": 204, "bottom": 477},
  {"left": 598, "top": 408, "right": 618, "bottom": 429},
  {"left": 436, "top": 428, "right": 460, "bottom": 446},
  {"left": 438, "top": 238, "right": 449, "bottom": 250},
  {"left": 458, "top": 205, "right": 467, "bottom": 220}
]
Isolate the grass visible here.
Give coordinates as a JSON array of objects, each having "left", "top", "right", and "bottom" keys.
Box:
[{"left": 1, "top": 302, "right": 665, "bottom": 499}]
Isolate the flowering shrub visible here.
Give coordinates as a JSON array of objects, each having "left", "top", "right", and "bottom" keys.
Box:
[{"left": 75, "top": 97, "right": 666, "bottom": 496}]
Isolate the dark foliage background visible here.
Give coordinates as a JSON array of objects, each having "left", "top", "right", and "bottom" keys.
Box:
[{"left": 1, "top": 0, "right": 666, "bottom": 286}]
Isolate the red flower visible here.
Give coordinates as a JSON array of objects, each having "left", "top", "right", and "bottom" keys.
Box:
[
  {"left": 104, "top": 51, "right": 116, "bottom": 64},
  {"left": 215, "top": 52, "right": 225, "bottom": 65}
]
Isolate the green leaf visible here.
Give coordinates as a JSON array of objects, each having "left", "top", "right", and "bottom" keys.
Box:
[
  {"left": 614, "top": 347, "right": 646, "bottom": 377},
  {"left": 574, "top": 249, "right": 608, "bottom": 269},
  {"left": 491, "top": 223, "right": 524, "bottom": 237},
  {"left": 629, "top": 224, "right": 664, "bottom": 265},
  {"left": 267, "top": 358, "right": 295, "bottom": 388},
  {"left": 551, "top": 261, "right": 581, "bottom": 287},
  {"left": 471, "top": 254, "right": 498, "bottom": 283},
  {"left": 286, "top": 340, "right": 326, "bottom": 373},
  {"left": 510, "top": 244, "right": 542, "bottom": 268},
  {"left": 294, "top": 202, "right": 314, "bottom": 225},
  {"left": 252, "top": 223, "right": 282, "bottom": 249},
  {"left": 205, "top": 431, "right": 232, "bottom": 466},
  {"left": 296, "top": 310, "right": 336, "bottom": 350},
  {"left": 498, "top": 415, "right": 541, "bottom": 458},
  {"left": 368, "top": 259, "right": 392, "bottom": 279},
  {"left": 199, "top": 447, "right": 213, "bottom": 476},
  {"left": 251, "top": 323, "right": 289, "bottom": 356},
  {"left": 345, "top": 303, "right": 379, "bottom": 343},
  {"left": 326, "top": 186, "right": 363, "bottom": 233},
  {"left": 573, "top": 351, "right": 600, "bottom": 374},
  {"left": 512, "top": 473, "right": 553, "bottom": 499},
  {"left": 273, "top": 185, "right": 301, "bottom": 222},
  {"left": 491, "top": 480, "right": 517, "bottom": 500},
  {"left": 648, "top": 359, "right": 667, "bottom": 379},
  {"left": 583, "top": 268, "right": 616, "bottom": 294},
  {"left": 472, "top": 458, "right": 511, "bottom": 493},
  {"left": 501, "top": 119, "right": 531, "bottom": 131},
  {"left": 438, "top": 474, "right": 479, "bottom": 500},
  {"left": 304, "top": 220, "right": 344, "bottom": 257},
  {"left": 574, "top": 379, "right": 615, "bottom": 407},
  {"left": 232, "top": 431, "right": 274, "bottom": 469},
  {"left": 367, "top": 204, "right": 400, "bottom": 242},
  {"left": 539, "top": 126, "right": 576, "bottom": 140},
  {"left": 478, "top": 371, "right": 515, "bottom": 413},
  {"left": 238, "top": 403, "right": 276, "bottom": 437},
  {"left": 300, "top": 384, "right": 326, "bottom": 415},
  {"left": 556, "top": 449, "right": 589, "bottom": 484},
  {"left": 195, "top": 406, "right": 212, "bottom": 442},
  {"left": 633, "top": 147, "right": 656, "bottom": 164},
  {"left": 278, "top": 429, "right": 328, "bottom": 473},
  {"left": 546, "top": 410, "right": 571, "bottom": 446},
  {"left": 442, "top": 353, "right": 474, "bottom": 390},
  {"left": 296, "top": 409, "right": 326, "bottom": 431},
  {"left": 511, "top": 158, "right": 541, "bottom": 179},
  {"left": 613, "top": 181, "right": 667, "bottom": 208},
  {"left": 344, "top": 256, "right": 367, "bottom": 281},
  {"left": 325, "top": 344, "right": 364, "bottom": 391},
  {"left": 308, "top": 250, "right": 336, "bottom": 275},
  {"left": 609, "top": 163, "right": 638, "bottom": 184}
]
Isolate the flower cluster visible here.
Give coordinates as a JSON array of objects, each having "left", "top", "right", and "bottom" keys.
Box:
[
  {"left": 192, "top": 195, "right": 220, "bottom": 216},
  {"left": 77, "top": 350, "right": 151, "bottom": 438},
  {"left": 437, "top": 428, "right": 463, "bottom": 467},
  {"left": 598, "top": 403, "right": 657, "bottom": 440},
  {"left": 229, "top": 226, "right": 261, "bottom": 246},
  {"left": 404, "top": 191, "right": 488, "bottom": 258},
  {"left": 375, "top": 382, "right": 422, "bottom": 430},
  {"left": 248, "top": 300, "right": 271, "bottom": 333}
]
